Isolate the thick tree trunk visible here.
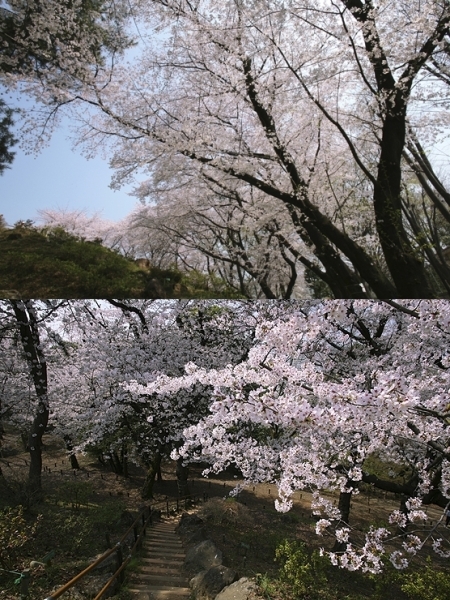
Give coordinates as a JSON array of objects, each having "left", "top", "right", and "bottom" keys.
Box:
[
  {"left": 337, "top": 488, "right": 353, "bottom": 525},
  {"left": 374, "top": 114, "right": 433, "bottom": 297},
  {"left": 10, "top": 300, "right": 49, "bottom": 499},
  {"left": 176, "top": 457, "right": 189, "bottom": 497},
  {"left": 332, "top": 478, "right": 357, "bottom": 552},
  {"left": 142, "top": 451, "right": 162, "bottom": 499}
]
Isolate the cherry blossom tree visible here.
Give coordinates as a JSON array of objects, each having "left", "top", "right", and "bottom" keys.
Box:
[
  {"left": 125, "top": 299, "right": 450, "bottom": 571},
  {"left": 5, "top": 297, "right": 450, "bottom": 572},
  {"left": 0, "top": 300, "right": 70, "bottom": 494},
  {"left": 46, "top": 299, "right": 267, "bottom": 497},
  {"left": 37, "top": 208, "right": 133, "bottom": 254},
  {"left": 127, "top": 178, "right": 310, "bottom": 298},
  {"left": 28, "top": 0, "right": 447, "bottom": 298},
  {"left": 7, "top": 1, "right": 450, "bottom": 297}
]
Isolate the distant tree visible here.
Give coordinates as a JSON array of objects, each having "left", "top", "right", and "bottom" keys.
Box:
[{"left": 0, "top": 98, "right": 16, "bottom": 175}]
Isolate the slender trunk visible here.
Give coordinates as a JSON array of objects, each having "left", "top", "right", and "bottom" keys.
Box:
[
  {"left": 108, "top": 451, "right": 123, "bottom": 475},
  {"left": 10, "top": 300, "right": 49, "bottom": 499},
  {"left": 142, "top": 451, "right": 162, "bottom": 499},
  {"left": 64, "top": 436, "right": 80, "bottom": 470},
  {"left": 121, "top": 444, "right": 129, "bottom": 478}
]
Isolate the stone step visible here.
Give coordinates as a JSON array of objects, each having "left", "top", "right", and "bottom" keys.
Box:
[
  {"left": 129, "top": 584, "right": 191, "bottom": 593},
  {"left": 138, "top": 566, "right": 182, "bottom": 575},
  {"left": 128, "top": 518, "right": 189, "bottom": 599},
  {"left": 139, "top": 557, "right": 184, "bottom": 566},
  {"left": 132, "top": 573, "right": 187, "bottom": 585},
  {"left": 145, "top": 531, "right": 180, "bottom": 541},
  {"left": 142, "top": 552, "right": 185, "bottom": 559},
  {"left": 143, "top": 538, "right": 183, "bottom": 548},
  {"left": 127, "top": 587, "right": 190, "bottom": 599},
  {"left": 144, "top": 548, "right": 183, "bottom": 552}
]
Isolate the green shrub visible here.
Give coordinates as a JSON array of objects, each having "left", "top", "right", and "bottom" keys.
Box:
[
  {"left": 400, "top": 558, "right": 450, "bottom": 600},
  {"left": 275, "top": 540, "right": 329, "bottom": 599},
  {"left": 0, "top": 505, "right": 41, "bottom": 569},
  {"left": 59, "top": 481, "right": 93, "bottom": 509},
  {"left": 52, "top": 512, "right": 93, "bottom": 554}
]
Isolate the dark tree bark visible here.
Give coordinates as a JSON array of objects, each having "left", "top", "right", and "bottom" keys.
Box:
[
  {"left": 10, "top": 300, "right": 49, "bottom": 498},
  {"left": 64, "top": 436, "right": 80, "bottom": 470},
  {"left": 121, "top": 443, "right": 129, "bottom": 479},
  {"left": 176, "top": 457, "right": 190, "bottom": 497},
  {"left": 340, "top": 0, "right": 450, "bottom": 297},
  {"left": 142, "top": 451, "right": 162, "bottom": 499}
]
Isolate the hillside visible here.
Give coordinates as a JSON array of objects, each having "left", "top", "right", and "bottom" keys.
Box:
[{"left": 0, "top": 225, "right": 241, "bottom": 298}]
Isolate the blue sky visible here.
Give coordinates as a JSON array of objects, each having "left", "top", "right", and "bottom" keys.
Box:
[{"left": 0, "top": 116, "right": 139, "bottom": 227}]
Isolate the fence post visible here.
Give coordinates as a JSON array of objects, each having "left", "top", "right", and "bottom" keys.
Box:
[{"left": 115, "top": 544, "right": 124, "bottom": 583}]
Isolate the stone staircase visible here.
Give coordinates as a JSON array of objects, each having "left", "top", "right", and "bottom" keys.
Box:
[{"left": 127, "top": 517, "right": 191, "bottom": 600}]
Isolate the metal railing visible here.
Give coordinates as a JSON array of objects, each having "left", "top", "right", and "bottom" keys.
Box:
[{"left": 42, "top": 493, "right": 207, "bottom": 600}]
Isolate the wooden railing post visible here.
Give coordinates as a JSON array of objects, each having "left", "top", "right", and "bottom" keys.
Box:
[
  {"left": 20, "top": 569, "right": 30, "bottom": 599},
  {"left": 115, "top": 544, "right": 124, "bottom": 584}
]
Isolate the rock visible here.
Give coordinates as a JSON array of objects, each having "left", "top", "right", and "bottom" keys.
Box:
[
  {"left": 49, "top": 586, "right": 85, "bottom": 599},
  {"left": 190, "top": 565, "right": 238, "bottom": 599},
  {"left": 185, "top": 539, "right": 223, "bottom": 574},
  {"left": 186, "top": 526, "right": 208, "bottom": 546},
  {"left": 117, "top": 509, "right": 137, "bottom": 528},
  {"left": 80, "top": 573, "right": 118, "bottom": 598},
  {"left": 177, "top": 513, "right": 204, "bottom": 536},
  {"left": 177, "top": 513, "right": 208, "bottom": 547},
  {"left": 90, "top": 551, "right": 118, "bottom": 575},
  {"left": 215, "top": 577, "right": 259, "bottom": 600}
]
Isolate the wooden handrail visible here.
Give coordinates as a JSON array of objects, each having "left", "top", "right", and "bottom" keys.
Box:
[
  {"left": 43, "top": 494, "right": 205, "bottom": 600},
  {"left": 43, "top": 506, "right": 151, "bottom": 600},
  {"left": 43, "top": 545, "right": 118, "bottom": 600}
]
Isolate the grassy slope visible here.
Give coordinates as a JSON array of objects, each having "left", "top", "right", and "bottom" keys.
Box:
[{"left": 0, "top": 226, "right": 241, "bottom": 298}]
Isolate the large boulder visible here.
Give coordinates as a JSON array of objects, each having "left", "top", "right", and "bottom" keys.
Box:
[
  {"left": 176, "top": 512, "right": 207, "bottom": 546},
  {"left": 214, "top": 577, "right": 259, "bottom": 600},
  {"left": 184, "top": 539, "right": 222, "bottom": 574},
  {"left": 190, "top": 565, "right": 238, "bottom": 599},
  {"left": 177, "top": 513, "right": 204, "bottom": 537}
]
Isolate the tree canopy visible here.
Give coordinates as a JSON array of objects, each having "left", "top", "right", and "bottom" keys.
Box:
[
  {"left": 3, "top": 299, "right": 450, "bottom": 571},
  {"left": 4, "top": 0, "right": 450, "bottom": 297}
]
